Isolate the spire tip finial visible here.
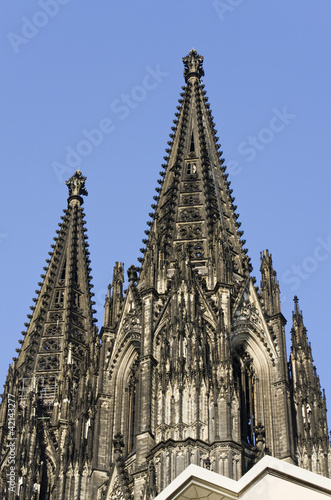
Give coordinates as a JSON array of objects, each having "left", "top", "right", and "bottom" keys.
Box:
[
  {"left": 183, "top": 49, "right": 204, "bottom": 83},
  {"left": 66, "top": 170, "right": 88, "bottom": 205},
  {"left": 293, "top": 295, "right": 301, "bottom": 315}
]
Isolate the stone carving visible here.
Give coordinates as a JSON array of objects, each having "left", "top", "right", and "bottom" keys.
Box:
[
  {"left": 71, "top": 343, "right": 85, "bottom": 358},
  {"left": 236, "top": 300, "right": 260, "bottom": 326},
  {"left": 179, "top": 208, "right": 201, "bottom": 221},
  {"left": 45, "top": 324, "right": 62, "bottom": 336},
  {"left": 122, "top": 312, "right": 139, "bottom": 333},
  {"left": 183, "top": 49, "right": 204, "bottom": 81},
  {"left": 37, "top": 355, "right": 59, "bottom": 371},
  {"left": 42, "top": 339, "right": 60, "bottom": 352},
  {"left": 109, "top": 475, "right": 124, "bottom": 500},
  {"left": 178, "top": 224, "right": 202, "bottom": 239},
  {"left": 72, "top": 315, "right": 84, "bottom": 328},
  {"left": 189, "top": 241, "right": 204, "bottom": 259},
  {"left": 254, "top": 422, "right": 266, "bottom": 454},
  {"left": 175, "top": 243, "right": 183, "bottom": 255},
  {"left": 182, "top": 194, "right": 200, "bottom": 205},
  {"left": 70, "top": 329, "right": 85, "bottom": 343},
  {"left": 49, "top": 312, "right": 63, "bottom": 322},
  {"left": 113, "top": 433, "right": 125, "bottom": 455},
  {"left": 182, "top": 182, "right": 200, "bottom": 192},
  {"left": 66, "top": 170, "right": 88, "bottom": 198}
]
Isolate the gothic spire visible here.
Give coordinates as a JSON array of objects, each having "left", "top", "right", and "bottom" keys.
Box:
[
  {"left": 291, "top": 295, "right": 310, "bottom": 350},
  {"left": 290, "top": 296, "right": 330, "bottom": 475},
  {"left": 0, "top": 171, "right": 99, "bottom": 496},
  {"left": 102, "top": 262, "right": 124, "bottom": 330},
  {"left": 139, "top": 49, "right": 251, "bottom": 292},
  {"left": 13, "top": 170, "right": 97, "bottom": 386},
  {"left": 260, "top": 249, "right": 281, "bottom": 316}
]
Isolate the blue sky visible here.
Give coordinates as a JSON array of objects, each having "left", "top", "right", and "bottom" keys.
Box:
[{"left": 1, "top": 1, "right": 331, "bottom": 427}]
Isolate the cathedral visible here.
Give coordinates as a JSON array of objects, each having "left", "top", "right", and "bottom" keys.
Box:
[{"left": 0, "top": 50, "right": 330, "bottom": 499}]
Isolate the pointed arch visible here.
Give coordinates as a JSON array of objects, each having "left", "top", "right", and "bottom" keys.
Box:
[
  {"left": 111, "top": 339, "right": 140, "bottom": 457},
  {"left": 232, "top": 326, "right": 274, "bottom": 449},
  {"left": 232, "top": 351, "right": 256, "bottom": 446}
]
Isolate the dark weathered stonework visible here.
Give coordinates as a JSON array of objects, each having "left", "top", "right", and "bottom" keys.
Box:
[{"left": 0, "top": 51, "right": 330, "bottom": 499}]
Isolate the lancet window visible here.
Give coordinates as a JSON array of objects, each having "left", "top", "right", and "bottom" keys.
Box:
[{"left": 233, "top": 353, "right": 256, "bottom": 446}]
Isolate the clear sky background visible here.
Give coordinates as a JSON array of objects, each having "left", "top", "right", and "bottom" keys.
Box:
[{"left": 1, "top": 1, "right": 331, "bottom": 427}]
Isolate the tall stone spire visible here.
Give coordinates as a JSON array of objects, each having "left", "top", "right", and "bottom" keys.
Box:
[
  {"left": 98, "top": 51, "right": 299, "bottom": 500},
  {"left": 0, "top": 171, "right": 98, "bottom": 498},
  {"left": 10, "top": 170, "right": 96, "bottom": 383},
  {"left": 260, "top": 249, "right": 281, "bottom": 316},
  {"left": 139, "top": 49, "right": 250, "bottom": 293}
]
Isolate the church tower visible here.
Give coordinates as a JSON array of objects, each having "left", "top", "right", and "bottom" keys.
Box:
[
  {"left": 0, "top": 171, "right": 99, "bottom": 498},
  {"left": 92, "top": 50, "right": 330, "bottom": 498},
  {"left": 0, "top": 51, "right": 330, "bottom": 499}
]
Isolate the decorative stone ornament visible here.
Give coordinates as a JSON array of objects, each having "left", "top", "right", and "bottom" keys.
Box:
[
  {"left": 183, "top": 48, "right": 204, "bottom": 82},
  {"left": 66, "top": 169, "right": 88, "bottom": 205}
]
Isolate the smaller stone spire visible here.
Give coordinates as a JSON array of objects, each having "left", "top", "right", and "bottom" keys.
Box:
[
  {"left": 291, "top": 296, "right": 306, "bottom": 349},
  {"left": 289, "top": 295, "right": 330, "bottom": 475},
  {"left": 183, "top": 49, "right": 204, "bottom": 82},
  {"left": 293, "top": 295, "right": 300, "bottom": 314},
  {"left": 260, "top": 249, "right": 281, "bottom": 315},
  {"left": 66, "top": 170, "right": 88, "bottom": 206}
]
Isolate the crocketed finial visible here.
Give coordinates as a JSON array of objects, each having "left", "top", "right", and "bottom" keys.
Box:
[
  {"left": 66, "top": 170, "right": 88, "bottom": 205},
  {"left": 183, "top": 49, "right": 204, "bottom": 83}
]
